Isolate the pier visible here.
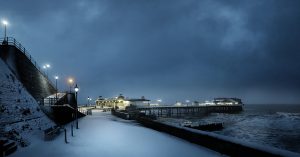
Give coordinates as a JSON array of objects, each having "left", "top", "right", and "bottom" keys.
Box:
[{"left": 135, "top": 105, "right": 243, "bottom": 117}]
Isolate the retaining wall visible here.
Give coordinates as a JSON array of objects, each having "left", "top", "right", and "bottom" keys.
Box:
[{"left": 0, "top": 45, "right": 56, "bottom": 100}]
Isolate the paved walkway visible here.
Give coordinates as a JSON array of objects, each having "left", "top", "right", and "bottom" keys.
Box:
[{"left": 11, "top": 111, "right": 224, "bottom": 157}]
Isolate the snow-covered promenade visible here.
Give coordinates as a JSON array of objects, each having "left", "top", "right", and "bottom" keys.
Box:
[{"left": 11, "top": 111, "right": 223, "bottom": 157}]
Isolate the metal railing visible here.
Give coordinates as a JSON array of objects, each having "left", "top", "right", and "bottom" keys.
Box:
[
  {"left": 0, "top": 37, "right": 55, "bottom": 87},
  {"left": 40, "top": 97, "right": 76, "bottom": 111}
]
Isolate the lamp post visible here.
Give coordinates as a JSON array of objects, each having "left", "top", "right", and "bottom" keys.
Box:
[
  {"left": 43, "top": 64, "right": 50, "bottom": 78},
  {"left": 87, "top": 97, "right": 92, "bottom": 106},
  {"left": 68, "top": 78, "right": 73, "bottom": 93},
  {"left": 2, "top": 20, "right": 8, "bottom": 40},
  {"left": 157, "top": 99, "right": 162, "bottom": 106},
  {"left": 186, "top": 100, "right": 190, "bottom": 106},
  {"left": 74, "top": 84, "right": 79, "bottom": 129},
  {"left": 55, "top": 76, "right": 59, "bottom": 100}
]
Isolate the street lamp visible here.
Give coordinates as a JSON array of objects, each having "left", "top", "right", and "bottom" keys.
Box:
[
  {"left": 186, "top": 100, "right": 190, "bottom": 106},
  {"left": 68, "top": 78, "right": 73, "bottom": 93},
  {"left": 43, "top": 64, "right": 51, "bottom": 78},
  {"left": 55, "top": 76, "right": 59, "bottom": 99},
  {"left": 87, "top": 97, "right": 92, "bottom": 106},
  {"left": 157, "top": 99, "right": 162, "bottom": 106},
  {"left": 2, "top": 20, "right": 8, "bottom": 40},
  {"left": 74, "top": 84, "right": 79, "bottom": 129}
]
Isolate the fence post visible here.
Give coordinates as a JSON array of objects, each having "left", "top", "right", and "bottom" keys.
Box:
[
  {"left": 71, "top": 125, "right": 74, "bottom": 137},
  {"left": 64, "top": 128, "right": 68, "bottom": 143}
]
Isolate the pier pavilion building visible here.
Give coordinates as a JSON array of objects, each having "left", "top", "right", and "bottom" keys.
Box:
[{"left": 95, "top": 94, "right": 150, "bottom": 110}]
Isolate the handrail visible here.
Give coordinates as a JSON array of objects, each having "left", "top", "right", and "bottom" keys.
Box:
[{"left": 0, "top": 37, "right": 55, "bottom": 88}]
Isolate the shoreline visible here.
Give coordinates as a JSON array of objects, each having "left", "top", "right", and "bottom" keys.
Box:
[{"left": 112, "top": 110, "right": 300, "bottom": 157}]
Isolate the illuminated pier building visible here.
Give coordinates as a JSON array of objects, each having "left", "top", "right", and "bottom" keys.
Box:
[{"left": 95, "top": 94, "right": 150, "bottom": 110}]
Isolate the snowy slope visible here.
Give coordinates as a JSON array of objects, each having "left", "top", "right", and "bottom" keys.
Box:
[
  {"left": 10, "top": 111, "right": 223, "bottom": 157},
  {"left": 0, "top": 59, "right": 55, "bottom": 146}
]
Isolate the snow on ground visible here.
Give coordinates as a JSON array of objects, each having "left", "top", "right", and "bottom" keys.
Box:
[
  {"left": 11, "top": 111, "right": 225, "bottom": 157},
  {"left": 0, "top": 59, "right": 55, "bottom": 145}
]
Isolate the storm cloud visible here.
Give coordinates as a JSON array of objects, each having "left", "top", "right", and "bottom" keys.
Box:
[{"left": 1, "top": 0, "right": 300, "bottom": 104}]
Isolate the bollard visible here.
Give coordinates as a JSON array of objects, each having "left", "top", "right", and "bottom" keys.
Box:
[
  {"left": 64, "top": 128, "right": 68, "bottom": 143},
  {"left": 71, "top": 124, "right": 74, "bottom": 137}
]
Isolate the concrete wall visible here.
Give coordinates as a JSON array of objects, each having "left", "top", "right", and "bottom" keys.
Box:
[
  {"left": 0, "top": 45, "right": 56, "bottom": 101},
  {"left": 136, "top": 117, "right": 298, "bottom": 157},
  {"left": 0, "top": 43, "right": 85, "bottom": 125}
]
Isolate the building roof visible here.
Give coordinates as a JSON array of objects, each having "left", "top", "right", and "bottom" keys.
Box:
[
  {"left": 95, "top": 95, "right": 150, "bottom": 102},
  {"left": 127, "top": 98, "right": 150, "bottom": 102}
]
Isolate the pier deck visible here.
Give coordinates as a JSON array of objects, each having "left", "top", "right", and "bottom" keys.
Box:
[{"left": 136, "top": 105, "right": 243, "bottom": 117}]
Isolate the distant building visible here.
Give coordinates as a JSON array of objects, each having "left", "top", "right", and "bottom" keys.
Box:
[
  {"left": 174, "top": 101, "right": 182, "bottom": 106},
  {"left": 213, "top": 98, "right": 243, "bottom": 105},
  {"left": 189, "top": 98, "right": 243, "bottom": 106},
  {"left": 95, "top": 94, "right": 150, "bottom": 110}
]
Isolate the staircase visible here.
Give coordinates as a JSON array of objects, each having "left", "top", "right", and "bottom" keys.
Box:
[
  {"left": 0, "top": 138, "right": 17, "bottom": 157},
  {"left": 39, "top": 92, "right": 86, "bottom": 125},
  {"left": 43, "top": 93, "right": 67, "bottom": 106}
]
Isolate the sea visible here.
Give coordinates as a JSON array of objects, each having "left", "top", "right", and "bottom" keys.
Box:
[{"left": 158, "top": 104, "right": 300, "bottom": 153}]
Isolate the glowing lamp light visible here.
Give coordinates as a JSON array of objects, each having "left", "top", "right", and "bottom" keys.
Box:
[
  {"left": 43, "top": 64, "right": 50, "bottom": 69},
  {"left": 68, "top": 78, "right": 73, "bottom": 84},
  {"left": 2, "top": 20, "right": 9, "bottom": 40},
  {"left": 55, "top": 76, "right": 59, "bottom": 80},
  {"left": 74, "top": 84, "right": 79, "bottom": 92},
  {"left": 2, "top": 20, "right": 8, "bottom": 26}
]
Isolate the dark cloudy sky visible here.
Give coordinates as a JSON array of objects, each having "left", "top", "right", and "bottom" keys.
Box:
[{"left": 1, "top": 0, "right": 300, "bottom": 104}]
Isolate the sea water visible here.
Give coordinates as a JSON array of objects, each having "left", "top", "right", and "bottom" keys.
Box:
[{"left": 158, "top": 104, "right": 300, "bottom": 153}]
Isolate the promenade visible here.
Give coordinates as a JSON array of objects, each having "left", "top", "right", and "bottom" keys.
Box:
[{"left": 11, "top": 111, "right": 223, "bottom": 157}]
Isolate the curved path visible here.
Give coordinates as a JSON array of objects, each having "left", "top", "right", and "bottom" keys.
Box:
[{"left": 11, "top": 111, "right": 224, "bottom": 157}]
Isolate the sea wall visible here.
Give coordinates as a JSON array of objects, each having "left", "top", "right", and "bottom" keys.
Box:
[
  {"left": 127, "top": 114, "right": 299, "bottom": 157},
  {"left": 0, "top": 45, "right": 56, "bottom": 101},
  {"left": 111, "top": 109, "right": 130, "bottom": 119},
  {"left": 135, "top": 117, "right": 299, "bottom": 157}
]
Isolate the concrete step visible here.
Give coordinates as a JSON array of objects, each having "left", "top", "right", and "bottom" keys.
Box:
[
  {"left": 0, "top": 139, "right": 17, "bottom": 157},
  {"left": 2, "top": 141, "right": 15, "bottom": 150}
]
